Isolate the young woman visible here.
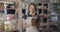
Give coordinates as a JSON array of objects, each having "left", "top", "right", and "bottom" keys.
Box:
[{"left": 23, "top": 3, "right": 40, "bottom": 32}]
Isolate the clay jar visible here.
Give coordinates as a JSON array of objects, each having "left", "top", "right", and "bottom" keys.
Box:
[{"left": 7, "top": 14, "right": 15, "bottom": 20}]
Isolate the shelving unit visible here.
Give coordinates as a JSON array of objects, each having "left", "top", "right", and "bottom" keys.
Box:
[
  {"left": 49, "top": 3, "right": 60, "bottom": 32},
  {"left": 0, "top": 1, "right": 19, "bottom": 32},
  {"left": 36, "top": 2, "right": 50, "bottom": 32}
]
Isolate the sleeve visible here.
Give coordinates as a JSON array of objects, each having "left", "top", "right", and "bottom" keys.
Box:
[
  {"left": 35, "top": 15, "right": 40, "bottom": 21},
  {"left": 23, "top": 15, "right": 27, "bottom": 20}
]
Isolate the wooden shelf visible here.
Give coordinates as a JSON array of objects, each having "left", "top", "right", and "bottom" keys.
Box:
[
  {"left": 0, "top": 1, "right": 19, "bottom": 32},
  {"left": 36, "top": 2, "right": 50, "bottom": 32},
  {"left": 37, "top": 6, "right": 42, "bottom": 9},
  {"left": 6, "top": 2, "right": 14, "bottom": 4},
  {"left": 7, "top": 8, "right": 15, "bottom": 10},
  {"left": 40, "top": 23, "right": 48, "bottom": 26},
  {"left": 0, "top": 1, "right": 6, "bottom": 3}
]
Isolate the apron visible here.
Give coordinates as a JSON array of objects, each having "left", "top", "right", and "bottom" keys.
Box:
[{"left": 25, "top": 17, "right": 38, "bottom": 32}]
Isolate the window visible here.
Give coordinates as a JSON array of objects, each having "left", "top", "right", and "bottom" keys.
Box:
[
  {"left": 38, "top": 9, "right": 41, "bottom": 14},
  {"left": 43, "top": 10, "right": 48, "bottom": 14},
  {"left": 51, "top": 16, "right": 58, "bottom": 22},
  {"left": 22, "top": 9, "right": 25, "bottom": 14},
  {"left": 43, "top": 18, "right": 47, "bottom": 23},
  {"left": 43, "top": 4, "right": 48, "bottom": 8},
  {"left": 7, "top": 9, "right": 15, "bottom": 14}
]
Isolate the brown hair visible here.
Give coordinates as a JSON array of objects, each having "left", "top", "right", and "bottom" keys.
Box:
[
  {"left": 28, "top": 3, "right": 37, "bottom": 13},
  {"left": 31, "top": 18, "right": 40, "bottom": 26}
]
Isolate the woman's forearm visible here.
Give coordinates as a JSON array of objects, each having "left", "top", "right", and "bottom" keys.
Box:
[{"left": 26, "top": 24, "right": 32, "bottom": 28}]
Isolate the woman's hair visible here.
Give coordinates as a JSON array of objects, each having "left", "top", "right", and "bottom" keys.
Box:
[
  {"left": 28, "top": 3, "right": 37, "bottom": 13},
  {"left": 31, "top": 18, "right": 37, "bottom": 26},
  {"left": 31, "top": 18, "right": 40, "bottom": 26}
]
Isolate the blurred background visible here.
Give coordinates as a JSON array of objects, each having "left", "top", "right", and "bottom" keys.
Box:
[{"left": 0, "top": 0, "right": 60, "bottom": 32}]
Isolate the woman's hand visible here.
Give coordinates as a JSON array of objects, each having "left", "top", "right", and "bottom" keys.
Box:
[{"left": 23, "top": 21, "right": 26, "bottom": 29}]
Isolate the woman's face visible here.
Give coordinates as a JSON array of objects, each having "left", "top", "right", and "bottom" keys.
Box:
[{"left": 29, "top": 5, "right": 35, "bottom": 13}]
